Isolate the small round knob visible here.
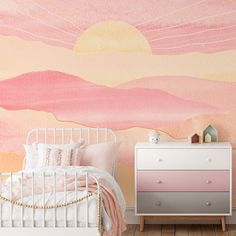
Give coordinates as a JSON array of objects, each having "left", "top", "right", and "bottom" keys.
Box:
[
  {"left": 155, "top": 201, "right": 161, "bottom": 206},
  {"left": 157, "top": 158, "right": 162, "bottom": 162},
  {"left": 205, "top": 202, "right": 211, "bottom": 206},
  {"left": 206, "top": 180, "right": 212, "bottom": 184},
  {"left": 206, "top": 158, "right": 212, "bottom": 162},
  {"left": 156, "top": 180, "right": 162, "bottom": 184}
]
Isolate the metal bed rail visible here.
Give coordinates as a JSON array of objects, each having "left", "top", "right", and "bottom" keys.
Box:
[{"left": 0, "top": 171, "right": 101, "bottom": 229}]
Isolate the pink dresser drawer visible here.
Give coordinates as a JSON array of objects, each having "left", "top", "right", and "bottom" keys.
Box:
[{"left": 137, "top": 170, "right": 229, "bottom": 192}]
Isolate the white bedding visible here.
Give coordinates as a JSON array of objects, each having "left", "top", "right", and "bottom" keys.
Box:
[{"left": 0, "top": 166, "right": 126, "bottom": 231}]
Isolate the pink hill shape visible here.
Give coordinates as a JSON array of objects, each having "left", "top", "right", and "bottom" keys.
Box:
[
  {"left": 0, "top": 71, "right": 219, "bottom": 129},
  {"left": 118, "top": 76, "right": 236, "bottom": 111}
]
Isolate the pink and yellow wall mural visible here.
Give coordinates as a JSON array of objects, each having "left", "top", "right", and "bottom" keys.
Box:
[{"left": 0, "top": 1, "right": 236, "bottom": 206}]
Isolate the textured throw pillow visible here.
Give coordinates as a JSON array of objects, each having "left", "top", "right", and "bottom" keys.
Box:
[
  {"left": 80, "top": 141, "right": 121, "bottom": 175},
  {"left": 37, "top": 147, "right": 82, "bottom": 167},
  {"left": 37, "top": 141, "right": 84, "bottom": 167}
]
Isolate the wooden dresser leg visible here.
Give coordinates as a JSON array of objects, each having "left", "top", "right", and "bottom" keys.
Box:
[
  {"left": 221, "top": 216, "right": 226, "bottom": 232},
  {"left": 140, "top": 216, "right": 145, "bottom": 232}
]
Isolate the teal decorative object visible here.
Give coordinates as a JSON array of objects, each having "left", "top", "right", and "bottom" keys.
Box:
[{"left": 203, "top": 125, "right": 218, "bottom": 143}]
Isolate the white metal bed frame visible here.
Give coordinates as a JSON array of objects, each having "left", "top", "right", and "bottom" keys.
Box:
[{"left": 0, "top": 127, "right": 117, "bottom": 236}]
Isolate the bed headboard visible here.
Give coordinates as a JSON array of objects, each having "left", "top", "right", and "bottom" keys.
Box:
[
  {"left": 27, "top": 127, "right": 116, "bottom": 145},
  {"left": 26, "top": 127, "right": 117, "bottom": 176}
]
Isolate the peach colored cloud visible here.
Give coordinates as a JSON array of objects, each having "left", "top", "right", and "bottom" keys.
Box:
[
  {"left": 0, "top": 107, "right": 86, "bottom": 151},
  {"left": 0, "top": 36, "right": 236, "bottom": 86}
]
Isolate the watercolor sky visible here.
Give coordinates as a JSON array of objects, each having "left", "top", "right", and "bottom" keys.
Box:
[
  {"left": 0, "top": 0, "right": 236, "bottom": 127},
  {"left": 0, "top": 0, "right": 236, "bottom": 87},
  {"left": 0, "top": 0, "right": 236, "bottom": 54},
  {"left": 0, "top": 0, "right": 236, "bottom": 123}
]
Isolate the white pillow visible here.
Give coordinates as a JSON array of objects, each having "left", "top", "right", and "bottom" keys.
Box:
[
  {"left": 37, "top": 141, "right": 84, "bottom": 167},
  {"left": 23, "top": 143, "right": 38, "bottom": 170},
  {"left": 37, "top": 147, "right": 82, "bottom": 167},
  {"left": 37, "top": 140, "right": 84, "bottom": 150},
  {"left": 23, "top": 140, "right": 84, "bottom": 169}
]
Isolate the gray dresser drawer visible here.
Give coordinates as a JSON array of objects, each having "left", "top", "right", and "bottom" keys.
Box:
[{"left": 137, "top": 192, "right": 230, "bottom": 214}]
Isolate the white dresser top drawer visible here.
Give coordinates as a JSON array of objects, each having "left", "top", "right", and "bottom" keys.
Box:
[
  {"left": 136, "top": 142, "right": 232, "bottom": 149},
  {"left": 136, "top": 147, "right": 231, "bottom": 170}
]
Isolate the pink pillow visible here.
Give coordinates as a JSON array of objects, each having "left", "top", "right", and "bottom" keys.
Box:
[{"left": 80, "top": 142, "right": 120, "bottom": 175}]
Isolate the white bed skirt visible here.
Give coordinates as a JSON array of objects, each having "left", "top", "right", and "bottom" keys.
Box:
[{"left": 0, "top": 227, "right": 100, "bottom": 236}]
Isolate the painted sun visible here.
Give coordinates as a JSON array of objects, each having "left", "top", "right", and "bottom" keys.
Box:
[{"left": 74, "top": 20, "right": 152, "bottom": 54}]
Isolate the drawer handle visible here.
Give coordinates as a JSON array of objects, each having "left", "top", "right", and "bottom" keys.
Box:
[
  {"left": 155, "top": 201, "right": 161, "bottom": 206},
  {"left": 156, "top": 180, "right": 162, "bottom": 184},
  {"left": 205, "top": 202, "right": 211, "bottom": 206},
  {"left": 157, "top": 158, "right": 163, "bottom": 162},
  {"left": 206, "top": 180, "right": 212, "bottom": 184},
  {"left": 206, "top": 158, "right": 212, "bottom": 162}
]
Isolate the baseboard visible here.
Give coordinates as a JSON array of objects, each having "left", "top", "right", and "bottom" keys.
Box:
[{"left": 125, "top": 206, "right": 236, "bottom": 224}]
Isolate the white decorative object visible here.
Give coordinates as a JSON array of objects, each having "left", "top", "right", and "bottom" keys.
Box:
[
  {"left": 148, "top": 130, "right": 160, "bottom": 144},
  {"left": 205, "top": 133, "right": 212, "bottom": 143}
]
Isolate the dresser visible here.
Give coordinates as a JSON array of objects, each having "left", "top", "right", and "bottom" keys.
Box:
[{"left": 135, "top": 142, "right": 232, "bottom": 231}]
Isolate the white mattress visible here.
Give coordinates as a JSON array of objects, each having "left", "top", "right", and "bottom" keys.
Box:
[
  {"left": 1, "top": 221, "right": 97, "bottom": 228},
  {"left": 0, "top": 166, "right": 126, "bottom": 231}
]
